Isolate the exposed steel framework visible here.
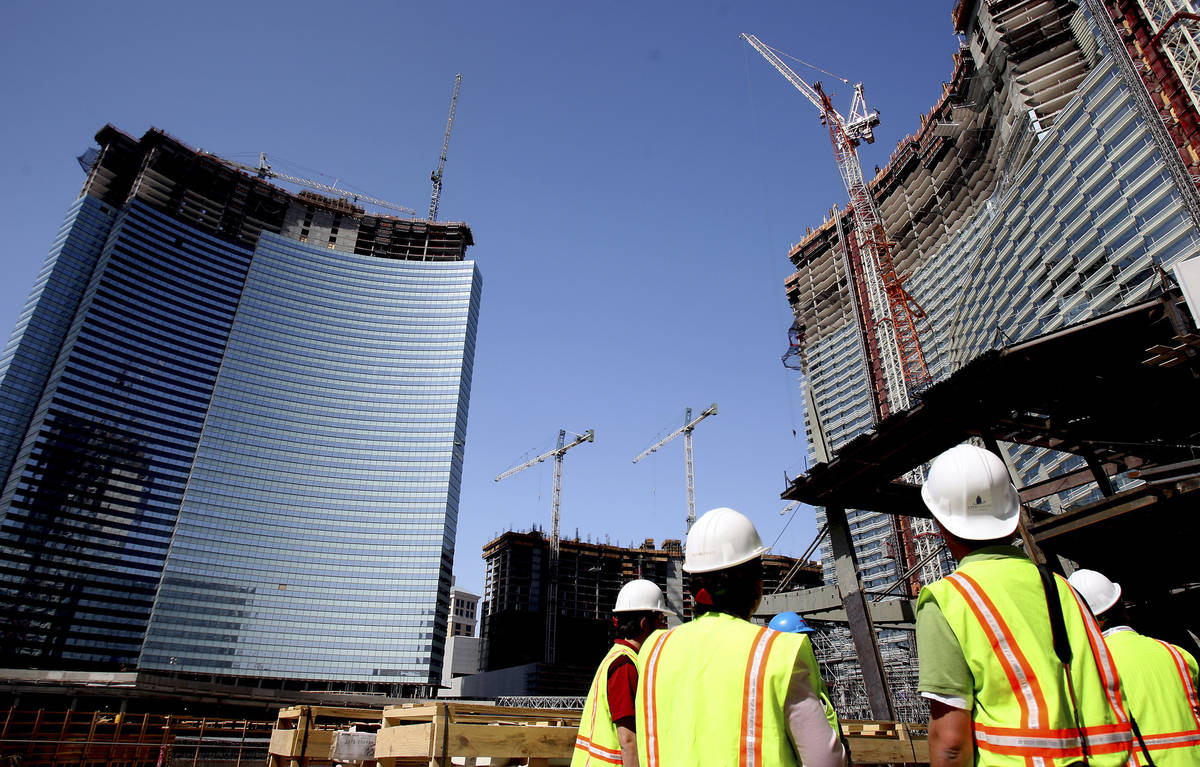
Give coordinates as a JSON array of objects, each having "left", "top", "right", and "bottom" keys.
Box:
[
  {"left": 742, "top": 34, "right": 932, "bottom": 413},
  {"left": 495, "top": 429, "right": 595, "bottom": 664}
]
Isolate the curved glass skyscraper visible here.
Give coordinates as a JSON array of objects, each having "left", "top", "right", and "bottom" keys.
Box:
[{"left": 0, "top": 126, "right": 480, "bottom": 694}]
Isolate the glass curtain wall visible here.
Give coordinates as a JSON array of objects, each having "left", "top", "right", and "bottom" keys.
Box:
[{"left": 141, "top": 232, "right": 481, "bottom": 685}]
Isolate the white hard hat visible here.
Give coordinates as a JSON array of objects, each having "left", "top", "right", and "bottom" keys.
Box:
[
  {"left": 613, "top": 579, "right": 670, "bottom": 613},
  {"left": 683, "top": 507, "right": 769, "bottom": 573},
  {"left": 921, "top": 444, "right": 1020, "bottom": 540},
  {"left": 1067, "top": 569, "right": 1122, "bottom": 616}
]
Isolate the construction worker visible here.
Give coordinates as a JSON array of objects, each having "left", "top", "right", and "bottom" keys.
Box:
[
  {"left": 573, "top": 579, "right": 670, "bottom": 767},
  {"left": 635, "top": 508, "right": 847, "bottom": 767},
  {"left": 769, "top": 611, "right": 846, "bottom": 753},
  {"left": 916, "top": 444, "right": 1133, "bottom": 767},
  {"left": 1067, "top": 568, "right": 1200, "bottom": 765}
]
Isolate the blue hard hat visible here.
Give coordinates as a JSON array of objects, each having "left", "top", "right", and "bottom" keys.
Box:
[{"left": 768, "top": 611, "right": 814, "bottom": 633}]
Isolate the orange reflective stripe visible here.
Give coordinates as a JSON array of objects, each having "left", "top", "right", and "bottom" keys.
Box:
[
  {"left": 1140, "top": 730, "right": 1200, "bottom": 746},
  {"left": 975, "top": 721, "right": 1133, "bottom": 757},
  {"left": 751, "top": 629, "right": 780, "bottom": 766},
  {"left": 574, "top": 735, "right": 623, "bottom": 764},
  {"left": 641, "top": 629, "right": 675, "bottom": 767},
  {"left": 949, "top": 571, "right": 1048, "bottom": 728},
  {"left": 975, "top": 735, "right": 1132, "bottom": 758},
  {"left": 580, "top": 654, "right": 605, "bottom": 766},
  {"left": 576, "top": 644, "right": 638, "bottom": 767},
  {"left": 737, "top": 627, "right": 778, "bottom": 767},
  {"left": 975, "top": 722, "right": 1133, "bottom": 738},
  {"left": 974, "top": 720, "right": 1134, "bottom": 758},
  {"left": 1157, "top": 639, "right": 1200, "bottom": 731},
  {"left": 1066, "top": 584, "right": 1128, "bottom": 724}
]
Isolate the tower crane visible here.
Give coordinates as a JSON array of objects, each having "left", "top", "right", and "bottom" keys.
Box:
[
  {"left": 741, "top": 34, "right": 931, "bottom": 415},
  {"left": 429, "top": 74, "right": 463, "bottom": 221},
  {"left": 495, "top": 428, "right": 594, "bottom": 664},
  {"left": 633, "top": 404, "right": 717, "bottom": 532},
  {"left": 217, "top": 154, "right": 416, "bottom": 216}
]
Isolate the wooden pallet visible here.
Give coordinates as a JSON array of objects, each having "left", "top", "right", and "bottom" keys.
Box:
[
  {"left": 375, "top": 703, "right": 579, "bottom": 767},
  {"left": 842, "top": 719, "right": 930, "bottom": 764},
  {"left": 267, "top": 705, "right": 383, "bottom": 766}
]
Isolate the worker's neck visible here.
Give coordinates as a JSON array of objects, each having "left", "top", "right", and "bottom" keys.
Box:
[{"left": 622, "top": 633, "right": 652, "bottom": 652}]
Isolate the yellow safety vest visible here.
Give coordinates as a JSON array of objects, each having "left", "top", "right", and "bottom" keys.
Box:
[
  {"left": 635, "top": 612, "right": 817, "bottom": 767},
  {"left": 921, "top": 557, "right": 1133, "bottom": 766},
  {"left": 573, "top": 642, "right": 639, "bottom": 766},
  {"left": 1105, "top": 629, "right": 1200, "bottom": 766}
]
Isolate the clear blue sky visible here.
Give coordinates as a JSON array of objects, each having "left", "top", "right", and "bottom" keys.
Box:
[{"left": 0, "top": 2, "right": 961, "bottom": 596}]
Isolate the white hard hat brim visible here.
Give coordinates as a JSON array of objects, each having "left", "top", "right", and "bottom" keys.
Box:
[
  {"left": 612, "top": 605, "right": 673, "bottom": 614},
  {"left": 1092, "top": 582, "right": 1122, "bottom": 615}
]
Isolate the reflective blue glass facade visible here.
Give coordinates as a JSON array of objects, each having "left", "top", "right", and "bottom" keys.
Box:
[
  {"left": 905, "top": 39, "right": 1200, "bottom": 499},
  {"left": 0, "top": 127, "right": 480, "bottom": 688},
  {"left": 0, "top": 200, "right": 251, "bottom": 666},
  {"left": 141, "top": 233, "right": 480, "bottom": 683}
]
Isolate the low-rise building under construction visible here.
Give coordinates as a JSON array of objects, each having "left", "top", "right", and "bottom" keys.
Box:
[{"left": 466, "top": 530, "right": 821, "bottom": 697}]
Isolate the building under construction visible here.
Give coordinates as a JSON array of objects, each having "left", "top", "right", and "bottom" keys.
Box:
[
  {"left": 466, "top": 530, "right": 821, "bottom": 696},
  {"left": 770, "top": 0, "right": 1200, "bottom": 718}
]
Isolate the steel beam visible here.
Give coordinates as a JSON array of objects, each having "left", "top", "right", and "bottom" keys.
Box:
[{"left": 824, "top": 504, "right": 895, "bottom": 720}]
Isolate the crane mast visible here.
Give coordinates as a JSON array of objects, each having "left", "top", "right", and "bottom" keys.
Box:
[
  {"left": 741, "top": 34, "right": 931, "bottom": 413},
  {"left": 495, "top": 428, "right": 594, "bottom": 663},
  {"left": 429, "top": 74, "right": 463, "bottom": 221},
  {"left": 633, "top": 404, "right": 717, "bottom": 532}
]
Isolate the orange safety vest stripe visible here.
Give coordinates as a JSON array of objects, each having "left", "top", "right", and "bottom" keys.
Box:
[
  {"left": 641, "top": 628, "right": 676, "bottom": 767},
  {"left": 575, "top": 643, "right": 638, "bottom": 767},
  {"left": 737, "top": 627, "right": 780, "bottom": 767},
  {"left": 1157, "top": 639, "right": 1200, "bottom": 731},
  {"left": 974, "top": 722, "right": 1134, "bottom": 738},
  {"left": 574, "top": 736, "right": 623, "bottom": 764},
  {"left": 948, "top": 571, "right": 1049, "bottom": 728},
  {"left": 1139, "top": 730, "right": 1200, "bottom": 745},
  {"left": 1068, "top": 589, "right": 1127, "bottom": 724},
  {"left": 974, "top": 724, "right": 1134, "bottom": 757},
  {"left": 975, "top": 735, "right": 1134, "bottom": 757}
]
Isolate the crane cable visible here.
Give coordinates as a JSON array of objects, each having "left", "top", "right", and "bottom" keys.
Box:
[{"left": 760, "top": 42, "right": 852, "bottom": 85}]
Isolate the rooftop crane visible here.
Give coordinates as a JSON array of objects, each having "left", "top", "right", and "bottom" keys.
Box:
[
  {"left": 495, "top": 428, "right": 594, "bottom": 663},
  {"left": 633, "top": 404, "right": 717, "bottom": 532},
  {"left": 216, "top": 154, "right": 416, "bottom": 217},
  {"left": 429, "top": 74, "right": 463, "bottom": 221},
  {"left": 741, "top": 33, "right": 931, "bottom": 415}
]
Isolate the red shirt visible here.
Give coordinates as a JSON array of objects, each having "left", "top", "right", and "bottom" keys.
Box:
[{"left": 607, "top": 638, "right": 639, "bottom": 723}]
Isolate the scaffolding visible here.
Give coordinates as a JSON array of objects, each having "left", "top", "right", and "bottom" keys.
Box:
[{"left": 809, "top": 625, "right": 927, "bottom": 724}]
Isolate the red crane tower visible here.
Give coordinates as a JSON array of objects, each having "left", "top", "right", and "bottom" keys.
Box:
[{"left": 743, "top": 34, "right": 931, "bottom": 415}]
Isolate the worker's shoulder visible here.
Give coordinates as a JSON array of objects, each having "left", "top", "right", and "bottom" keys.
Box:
[{"left": 1113, "top": 629, "right": 1197, "bottom": 660}]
